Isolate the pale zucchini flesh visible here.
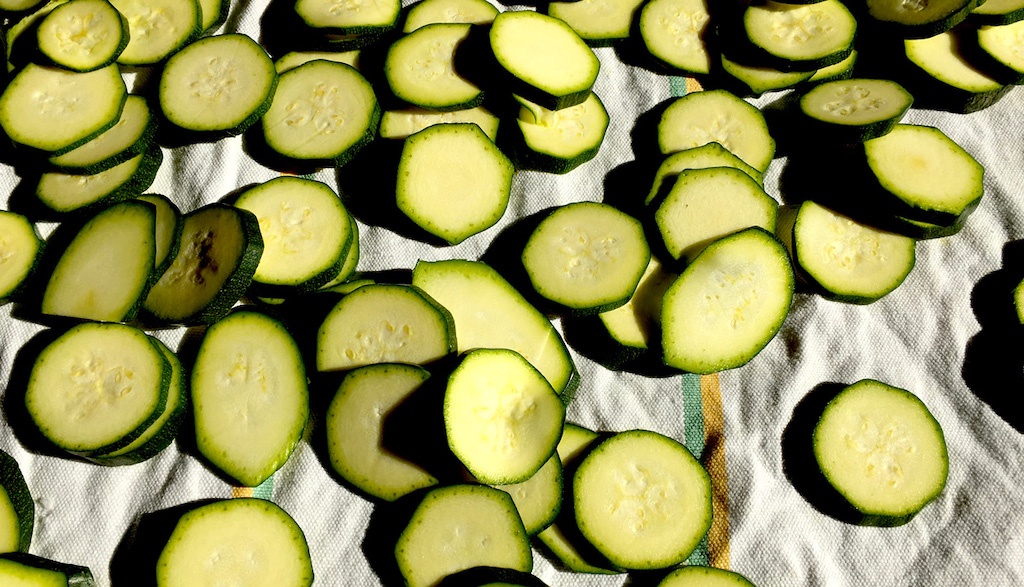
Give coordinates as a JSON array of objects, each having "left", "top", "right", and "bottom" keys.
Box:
[
  {"left": 638, "top": 0, "right": 712, "bottom": 73},
  {"left": 657, "top": 566, "right": 757, "bottom": 587},
  {"left": 294, "top": 0, "right": 401, "bottom": 33},
  {"left": 645, "top": 142, "right": 764, "bottom": 206},
  {"left": 797, "top": 78, "right": 912, "bottom": 141},
  {"left": 0, "top": 450, "right": 33, "bottom": 554},
  {"left": 48, "top": 95, "right": 155, "bottom": 174},
  {"left": 598, "top": 257, "right": 677, "bottom": 350},
  {"left": 378, "top": 106, "right": 499, "bottom": 140},
  {"left": 110, "top": 0, "right": 200, "bottom": 65},
  {"left": 720, "top": 54, "right": 816, "bottom": 95},
  {"left": 403, "top": 0, "right": 498, "bottom": 32},
  {"left": 136, "top": 193, "right": 182, "bottom": 275},
  {"left": 36, "top": 147, "right": 159, "bottom": 214},
  {"left": 493, "top": 453, "right": 562, "bottom": 535},
  {"left": 977, "top": 21, "right": 1024, "bottom": 75},
  {"left": 0, "top": 554, "right": 94, "bottom": 587},
  {"left": 385, "top": 23, "right": 482, "bottom": 111},
  {"left": 0, "top": 212, "right": 41, "bottom": 303},
  {"left": 36, "top": 0, "right": 129, "bottom": 71},
  {"left": 514, "top": 92, "right": 609, "bottom": 173},
  {"left": 547, "top": 0, "right": 647, "bottom": 46},
  {"left": 905, "top": 32, "right": 1005, "bottom": 93},
  {"left": 274, "top": 50, "right": 360, "bottom": 73},
  {"left": 743, "top": 0, "right": 856, "bottom": 66}
]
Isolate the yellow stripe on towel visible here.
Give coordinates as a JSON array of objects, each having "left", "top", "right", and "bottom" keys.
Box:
[{"left": 701, "top": 372, "right": 732, "bottom": 569}]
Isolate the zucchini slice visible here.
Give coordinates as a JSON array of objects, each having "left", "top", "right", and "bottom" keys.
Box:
[
  {"left": 35, "top": 145, "right": 163, "bottom": 215},
  {"left": 573, "top": 430, "right": 712, "bottom": 569},
  {"left": 0, "top": 553, "right": 94, "bottom": 586},
  {"left": 637, "top": 0, "right": 712, "bottom": 74},
  {"left": 41, "top": 199, "right": 157, "bottom": 322},
  {"left": 976, "top": 21, "right": 1024, "bottom": 83},
  {"left": 657, "top": 566, "right": 756, "bottom": 587},
  {"left": 661, "top": 227, "right": 794, "bottom": 373},
  {"left": 136, "top": 193, "right": 183, "bottom": 278},
  {"left": 25, "top": 322, "right": 171, "bottom": 456},
  {"left": 191, "top": 310, "right": 309, "bottom": 487},
  {"left": 813, "top": 379, "right": 948, "bottom": 525},
  {"left": 159, "top": 33, "right": 278, "bottom": 135},
  {"left": 904, "top": 30, "right": 1010, "bottom": 113},
  {"left": 274, "top": 49, "right": 361, "bottom": 73},
  {"left": 142, "top": 203, "right": 264, "bottom": 325},
  {"left": 438, "top": 567, "right": 550, "bottom": 586},
  {"left": 492, "top": 453, "right": 562, "bottom": 535},
  {"left": 156, "top": 498, "right": 313, "bottom": 587},
  {"left": 445, "top": 348, "right": 566, "bottom": 485},
  {"left": 395, "top": 484, "right": 533, "bottom": 587},
  {"left": 489, "top": 10, "right": 600, "bottom": 109},
  {"left": 36, "top": 0, "right": 129, "bottom": 72},
  {"left": 0, "top": 450, "right": 33, "bottom": 554},
  {"left": 861, "top": 0, "right": 983, "bottom": 38},
  {"left": 970, "top": 0, "right": 1024, "bottom": 24},
  {"left": 719, "top": 53, "right": 816, "bottom": 96},
  {"left": 803, "top": 49, "right": 858, "bottom": 85},
  {"left": 596, "top": 256, "right": 677, "bottom": 353},
  {"left": 403, "top": 0, "right": 498, "bottom": 32},
  {"left": 385, "top": 23, "right": 483, "bottom": 111},
  {"left": 796, "top": 78, "right": 913, "bottom": 143},
  {"left": 512, "top": 92, "right": 609, "bottom": 174},
  {"left": 645, "top": 142, "right": 764, "bottom": 206},
  {"left": 741, "top": 0, "right": 856, "bottom": 71},
  {"left": 547, "top": 0, "right": 647, "bottom": 47},
  {"left": 0, "top": 212, "right": 42, "bottom": 305},
  {"left": 47, "top": 95, "right": 157, "bottom": 175},
  {"left": 378, "top": 106, "right": 499, "bottom": 140},
  {"left": 294, "top": 0, "right": 401, "bottom": 34},
  {"left": 198, "top": 0, "right": 228, "bottom": 32},
  {"left": 110, "top": 0, "right": 201, "bottom": 65}
]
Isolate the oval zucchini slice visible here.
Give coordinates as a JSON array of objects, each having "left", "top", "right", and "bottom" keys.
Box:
[
  {"left": 742, "top": 0, "right": 856, "bottom": 70},
  {"left": 864, "top": 0, "right": 983, "bottom": 38},
  {"left": 385, "top": 23, "right": 483, "bottom": 111},
  {"left": 47, "top": 95, "right": 157, "bottom": 175},
  {"left": 638, "top": 0, "right": 712, "bottom": 74},
  {"left": 0, "top": 450, "right": 33, "bottom": 554},
  {"left": 547, "top": 0, "right": 647, "bottom": 47},
  {"left": 797, "top": 78, "right": 913, "bottom": 143},
  {"left": 36, "top": 0, "right": 129, "bottom": 72},
  {"left": 35, "top": 145, "right": 163, "bottom": 215},
  {"left": 110, "top": 0, "right": 201, "bottom": 65},
  {"left": 0, "top": 212, "right": 42, "bottom": 305},
  {"left": 492, "top": 453, "right": 562, "bottom": 535},
  {"left": 513, "top": 92, "right": 609, "bottom": 174},
  {"left": 378, "top": 106, "right": 499, "bottom": 140},
  {"left": 294, "top": 0, "right": 401, "bottom": 34}
]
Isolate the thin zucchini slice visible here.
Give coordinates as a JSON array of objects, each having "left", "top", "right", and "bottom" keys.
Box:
[
  {"left": 719, "top": 53, "right": 816, "bottom": 96},
  {"left": 47, "top": 95, "right": 157, "bottom": 175},
  {"left": 36, "top": 0, "right": 129, "bottom": 71},
  {"left": 657, "top": 89, "right": 776, "bottom": 172},
  {"left": 638, "top": 0, "right": 712, "bottom": 74},
  {"left": 661, "top": 227, "right": 794, "bottom": 373},
  {"left": 403, "top": 0, "right": 498, "bottom": 32},
  {"left": 0, "top": 62, "right": 126, "bottom": 153},
  {"left": 0, "top": 0, "right": 47, "bottom": 14},
  {"left": 597, "top": 256, "right": 677, "bottom": 353},
  {"left": 262, "top": 59, "right": 380, "bottom": 165},
  {"left": 797, "top": 78, "right": 913, "bottom": 143},
  {"left": 573, "top": 429, "right": 712, "bottom": 569},
  {"left": 156, "top": 498, "right": 313, "bottom": 587},
  {"left": 970, "top": 0, "right": 1024, "bottom": 24},
  {"left": 0, "top": 553, "right": 94, "bottom": 586},
  {"left": 318, "top": 213, "right": 361, "bottom": 289},
  {"left": 274, "top": 50, "right": 361, "bottom": 73},
  {"left": 657, "top": 566, "right": 756, "bottom": 587},
  {"left": 741, "top": 0, "right": 856, "bottom": 71},
  {"left": 143, "top": 203, "right": 264, "bottom": 325},
  {"left": 522, "top": 202, "right": 650, "bottom": 314},
  {"left": 192, "top": 310, "right": 309, "bottom": 487},
  {"left": 489, "top": 10, "right": 600, "bottom": 110},
  {"left": 976, "top": 21, "right": 1024, "bottom": 82},
  {"left": 445, "top": 348, "right": 566, "bottom": 485},
  {"left": 493, "top": 454, "right": 562, "bottom": 535},
  {"left": 0, "top": 212, "right": 42, "bottom": 304},
  {"left": 385, "top": 23, "right": 483, "bottom": 111},
  {"left": 547, "top": 0, "right": 647, "bottom": 47},
  {"left": 0, "top": 451, "right": 33, "bottom": 554},
  {"left": 395, "top": 484, "right": 533, "bottom": 587},
  {"left": 110, "top": 0, "right": 201, "bottom": 65},
  {"left": 653, "top": 166, "right": 778, "bottom": 265},
  {"left": 378, "top": 106, "right": 499, "bottom": 140},
  {"left": 813, "top": 379, "right": 948, "bottom": 525},
  {"left": 326, "top": 364, "right": 439, "bottom": 501},
  {"left": 438, "top": 567, "right": 550, "bottom": 586},
  {"left": 137, "top": 193, "right": 182, "bottom": 278},
  {"left": 234, "top": 176, "right": 353, "bottom": 293},
  {"left": 645, "top": 142, "right": 764, "bottom": 206},
  {"left": 25, "top": 322, "right": 171, "bottom": 456},
  {"left": 412, "top": 259, "right": 578, "bottom": 401},
  {"left": 294, "top": 0, "right": 401, "bottom": 34},
  {"left": 198, "top": 0, "right": 228, "bottom": 32},
  {"left": 396, "top": 123, "right": 513, "bottom": 245},
  {"left": 512, "top": 92, "right": 608, "bottom": 174},
  {"left": 904, "top": 31, "right": 1010, "bottom": 113},
  {"left": 35, "top": 145, "right": 163, "bottom": 215},
  {"left": 803, "top": 50, "right": 858, "bottom": 85},
  {"left": 41, "top": 199, "right": 156, "bottom": 322},
  {"left": 316, "top": 283, "right": 456, "bottom": 371},
  {"left": 862, "top": 0, "right": 982, "bottom": 37}
]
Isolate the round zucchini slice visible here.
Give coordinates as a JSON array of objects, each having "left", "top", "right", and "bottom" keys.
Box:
[
  {"left": 813, "top": 379, "right": 948, "bottom": 525},
  {"left": 35, "top": 145, "right": 163, "bottom": 215},
  {"left": 864, "top": 0, "right": 982, "bottom": 37},
  {"left": 294, "top": 0, "right": 401, "bottom": 34},
  {"left": 36, "top": 0, "right": 129, "bottom": 72},
  {"left": 48, "top": 95, "right": 157, "bottom": 175},
  {"left": 797, "top": 78, "right": 913, "bottom": 143},
  {"left": 0, "top": 553, "right": 94, "bottom": 586},
  {"left": 547, "top": 0, "right": 647, "bottom": 47},
  {"left": 742, "top": 0, "right": 856, "bottom": 70},
  {"left": 110, "top": 0, "right": 201, "bottom": 65},
  {"left": 0, "top": 450, "right": 33, "bottom": 554},
  {"left": 513, "top": 92, "right": 609, "bottom": 174},
  {"left": 657, "top": 566, "right": 756, "bottom": 587},
  {"left": 378, "top": 106, "right": 500, "bottom": 140},
  {"left": 492, "top": 454, "right": 562, "bottom": 535},
  {"left": 904, "top": 31, "right": 1008, "bottom": 113},
  {"left": 385, "top": 23, "right": 483, "bottom": 111},
  {"left": 638, "top": 0, "right": 713, "bottom": 74},
  {"left": 403, "top": 0, "right": 498, "bottom": 32},
  {"left": 645, "top": 142, "right": 764, "bottom": 206}
]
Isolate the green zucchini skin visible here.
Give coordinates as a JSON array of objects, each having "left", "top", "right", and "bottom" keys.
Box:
[
  {"left": 850, "top": 0, "right": 986, "bottom": 38},
  {"left": 0, "top": 211, "right": 43, "bottom": 306},
  {"left": 47, "top": 96, "right": 160, "bottom": 176},
  {"left": 0, "top": 450, "right": 33, "bottom": 553},
  {"left": 0, "top": 552, "right": 95, "bottom": 585},
  {"left": 437, "top": 566, "right": 550, "bottom": 586}
]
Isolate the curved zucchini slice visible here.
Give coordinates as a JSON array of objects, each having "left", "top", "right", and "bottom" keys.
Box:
[
  {"left": 294, "top": 0, "right": 401, "bottom": 34},
  {"left": 813, "top": 379, "right": 948, "bottom": 525},
  {"left": 395, "top": 484, "right": 533, "bottom": 587},
  {"left": 661, "top": 227, "right": 793, "bottom": 373},
  {"left": 512, "top": 92, "right": 608, "bottom": 174},
  {"left": 797, "top": 78, "right": 913, "bottom": 143},
  {"left": 25, "top": 322, "right": 171, "bottom": 456},
  {"left": 48, "top": 95, "right": 157, "bottom": 175},
  {"left": 719, "top": 53, "right": 816, "bottom": 96},
  {"left": 904, "top": 31, "right": 1010, "bottom": 113},
  {"left": 35, "top": 145, "right": 163, "bottom": 215},
  {"left": 192, "top": 310, "right": 309, "bottom": 487},
  {"left": 137, "top": 193, "right": 182, "bottom": 278},
  {"left": 0, "top": 0, "right": 47, "bottom": 14},
  {"left": 0, "top": 212, "right": 42, "bottom": 304},
  {"left": 0, "top": 63, "right": 125, "bottom": 153},
  {"left": 198, "top": 0, "right": 228, "bottom": 32},
  {"left": 0, "top": 451, "right": 33, "bottom": 554},
  {"left": 493, "top": 453, "right": 562, "bottom": 535},
  {"left": 274, "top": 50, "right": 361, "bottom": 73},
  {"left": 596, "top": 256, "right": 677, "bottom": 354},
  {"left": 803, "top": 50, "right": 858, "bottom": 86},
  {"left": 863, "top": 0, "right": 983, "bottom": 38},
  {"left": 489, "top": 10, "right": 600, "bottom": 110},
  {"left": 657, "top": 566, "right": 756, "bottom": 587},
  {"left": 0, "top": 553, "right": 94, "bottom": 586},
  {"left": 36, "top": 0, "right": 129, "bottom": 71},
  {"left": 573, "top": 430, "right": 712, "bottom": 569},
  {"left": 110, "top": 0, "right": 201, "bottom": 65},
  {"left": 403, "top": 0, "right": 498, "bottom": 32},
  {"left": 143, "top": 203, "right": 263, "bottom": 325},
  {"left": 645, "top": 142, "right": 764, "bottom": 206},
  {"left": 160, "top": 33, "right": 277, "bottom": 135},
  {"left": 658, "top": 89, "right": 775, "bottom": 171},
  {"left": 638, "top": 0, "right": 712, "bottom": 74},
  {"left": 438, "top": 567, "right": 550, "bottom": 586},
  {"left": 741, "top": 0, "right": 856, "bottom": 70},
  {"left": 385, "top": 23, "right": 483, "bottom": 111},
  {"left": 157, "top": 498, "right": 313, "bottom": 587},
  {"left": 975, "top": 21, "right": 1024, "bottom": 83},
  {"left": 547, "top": 0, "right": 647, "bottom": 47},
  {"left": 378, "top": 106, "right": 499, "bottom": 140},
  {"left": 970, "top": 0, "right": 1024, "bottom": 24}
]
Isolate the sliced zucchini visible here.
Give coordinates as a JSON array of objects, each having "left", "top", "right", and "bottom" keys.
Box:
[
  {"left": 325, "top": 364, "right": 439, "bottom": 501},
  {"left": 438, "top": 567, "right": 550, "bottom": 587},
  {"left": 658, "top": 89, "right": 775, "bottom": 172},
  {"left": 403, "top": 0, "right": 498, "bottom": 32},
  {"left": 294, "top": 0, "right": 401, "bottom": 34},
  {"left": 395, "top": 484, "right": 533, "bottom": 587},
  {"left": 740, "top": 0, "right": 856, "bottom": 71},
  {"left": 136, "top": 193, "right": 182, "bottom": 278},
  {"left": 142, "top": 203, "right": 264, "bottom": 325},
  {"left": 661, "top": 227, "right": 794, "bottom": 373},
  {"left": 25, "top": 322, "right": 171, "bottom": 456},
  {"left": 35, "top": 145, "right": 163, "bottom": 215},
  {"left": 234, "top": 176, "right": 353, "bottom": 293},
  {"left": 719, "top": 53, "right": 816, "bottom": 96},
  {"left": 646, "top": 142, "right": 764, "bottom": 206},
  {"left": 0, "top": 553, "right": 94, "bottom": 586},
  {"left": 0, "top": 212, "right": 42, "bottom": 304},
  {"left": 489, "top": 10, "right": 600, "bottom": 109},
  {"left": 657, "top": 566, "right": 756, "bottom": 587},
  {"left": 1016, "top": 278, "right": 1024, "bottom": 323},
  {"left": 316, "top": 283, "right": 456, "bottom": 372},
  {"left": 813, "top": 379, "right": 948, "bottom": 525},
  {"left": 862, "top": 0, "right": 982, "bottom": 38},
  {"left": 445, "top": 348, "right": 566, "bottom": 485},
  {"left": 47, "top": 95, "right": 158, "bottom": 175},
  {"left": 378, "top": 105, "right": 499, "bottom": 140},
  {"left": 0, "top": 0, "right": 47, "bottom": 14},
  {"left": 191, "top": 310, "right": 309, "bottom": 487},
  {"left": 796, "top": 78, "right": 913, "bottom": 143},
  {"left": 803, "top": 49, "right": 858, "bottom": 85},
  {"left": 653, "top": 166, "right": 778, "bottom": 265},
  {"left": 0, "top": 62, "right": 125, "bottom": 153},
  {"left": 156, "top": 498, "right": 313, "bottom": 587},
  {"left": 274, "top": 50, "right": 360, "bottom": 73},
  {"left": 522, "top": 202, "right": 650, "bottom": 314},
  {"left": 36, "top": 0, "right": 129, "bottom": 71},
  {"left": 385, "top": 23, "right": 483, "bottom": 111},
  {"left": 198, "top": 0, "right": 228, "bottom": 32},
  {"left": 547, "top": 0, "right": 647, "bottom": 47},
  {"left": 970, "top": 0, "right": 1024, "bottom": 24},
  {"left": 262, "top": 59, "right": 380, "bottom": 165},
  {"left": 904, "top": 30, "right": 1010, "bottom": 113},
  {"left": 0, "top": 451, "right": 33, "bottom": 553},
  {"left": 412, "top": 259, "right": 578, "bottom": 400},
  {"left": 637, "top": 0, "right": 712, "bottom": 74},
  {"left": 41, "top": 199, "right": 156, "bottom": 322},
  {"left": 512, "top": 92, "right": 609, "bottom": 174},
  {"left": 110, "top": 0, "right": 201, "bottom": 65},
  {"left": 597, "top": 256, "right": 677, "bottom": 353},
  {"left": 975, "top": 21, "right": 1024, "bottom": 82},
  {"left": 396, "top": 122, "right": 513, "bottom": 245},
  {"left": 318, "top": 213, "right": 361, "bottom": 289},
  {"left": 493, "top": 454, "right": 562, "bottom": 535},
  {"left": 573, "top": 429, "right": 712, "bottom": 569}
]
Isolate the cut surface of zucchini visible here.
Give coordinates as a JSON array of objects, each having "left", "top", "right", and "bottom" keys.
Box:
[
  {"left": 547, "top": 0, "right": 646, "bottom": 47},
  {"left": 48, "top": 95, "right": 156, "bottom": 175},
  {"left": 110, "top": 0, "right": 200, "bottom": 65},
  {"left": 0, "top": 63, "right": 125, "bottom": 153},
  {"left": 638, "top": 0, "right": 712, "bottom": 73},
  {"left": 645, "top": 142, "right": 764, "bottom": 206},
  {"left": 274, "top": 50, "right": 361, "bottom": 73},
  {"left": 0, "top": 212, "right": 41, "bottom": 304},
  {"left": 396, "top": 123, "right": 513, "bottom": 245},
  {"left": 41, "top": 199, "right": 156, "bottom": 322},
  {"left": 976, "top": 21, "right": 1024, "bottom": 79},
  {"left": 136, "top": 193, "right": 182, "bottom": 277},
  {"left": 522, "top": 202, "right": 650, "bottom": 313},
  {"left": 36, "top": 145, "right": 162, "bottom": 214},
  {"left": 403, "top": 0, "right": 498, "bottom": 32},
  {"left": 657, "top": 566, "right": 756, "bottom": 586},
  {"left": 36, "top": 0, "right": 128, "bottom": 71},
  {"left": 905, "top": 31, "right": 1005, "bottom": 93},
  {"left": 742, "top": 0, "right": 856, "bottom": 69},
  {"left": 326, "top": 364, "right": 438, "bottom": 501},
  {"left": 489, "top": 10, "right": 599, "bottom": 109},
  {"left": 395, "top": 484, "right": 533, "bottom": 587},
  {"left": 262, "top": 60, "right": 379, "bottom": 164},
  {"left": 445, "top": 349, "right": 566, "bottom": 485},
  {"left": 573, "top": 429, "right": 712, "bottom": 569},
  {"left": 0, "top": 553, "right": 94, "bottom": 586},
  {"left": 720, "top": 53, "right": 816, "bottom": 96},
  {"left": 385, "top": 23, "right": 482, "bottom": 111},
  {"left": 316, "top": 283, "right": 456, "bottom": 371},
  {"left": 970, "top": 0, "right": 1024, "bottom": 24},
  {"left": 493, "top": 453, "right": 562, "bottom": 535},
  {"left": 658, "top": 89, "right": 775, "bottom": 171},
  {"left": 192, "top": 310, "right": 309, "bottom": 487},
  {"left": 813, "top": 379, "right": 948, "bottom": 525},
  {"left": 25, "top": 322, "right": 170, "bottom": 456},
  {"left": 513, "top": 92, "right": 608, "bottom": 174},
  {"left": 156, "top": 498, "right": 313, "bottom": 587},
  {"left": 198, "top": 0, "right": 227, "bottom": 31},
  {"left": 379, "top": 106, "right": 499, "bottom": 140},
  {"left": 159, "top": 33, "right": 277, "bottom": 134},
  {"left": 0, "top": 451, "right": 33, "bottom": 554},
  {"left": 797, "top": 78, "right": 912, "bottom": 142},
  {"left": 294, "top": 0, "right": 401, "bottom": 33},
  {"left": 864, "top": 0, "right": 981, "bottom": 37},
  {"left": 661, "top": 227, "right": 793, "bottom": 373}
]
